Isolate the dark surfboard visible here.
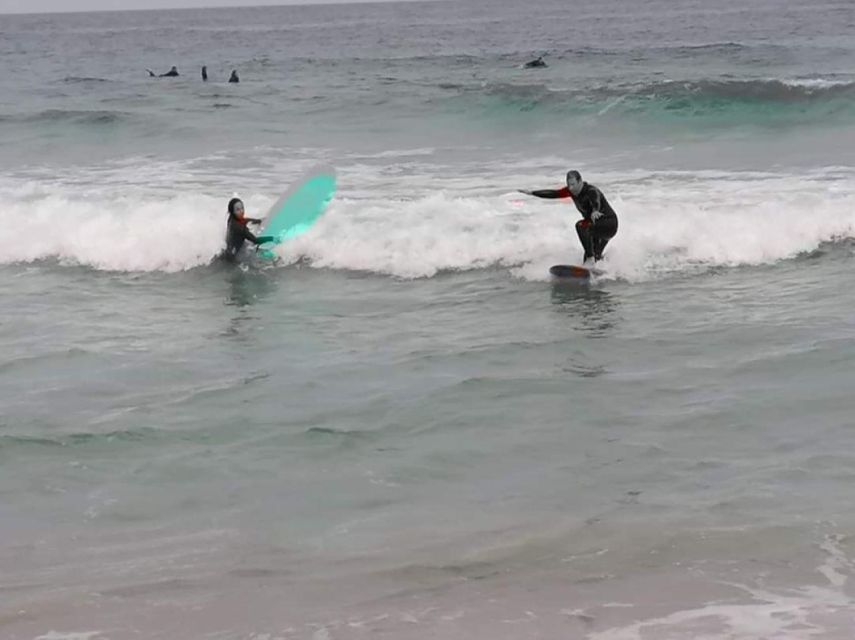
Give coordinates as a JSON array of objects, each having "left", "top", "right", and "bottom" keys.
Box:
[{"left": 549, "top": 264, "right": 594, "bottom": 279}]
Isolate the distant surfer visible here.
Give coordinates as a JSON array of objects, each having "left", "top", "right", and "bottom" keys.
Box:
[
  {"left": 147, "top": 66, "right": 179, "bottom": 77},
  {"left": 201, "top": 65, "right": 208, "bottom": 81},
  {"left": 221, "top": 198, "right": 275, "bottom": 261},
  {"left": 520, "top": 170, "right": 618, "bottom": 264},
  {"left": 524, "top": 56, "right": 547, "bottom": 68},
  {"left": 228, "top": 70, "right": 240, "bottom": 83}
]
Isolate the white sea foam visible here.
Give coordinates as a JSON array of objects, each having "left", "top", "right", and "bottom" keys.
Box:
[
  {"left": 275, "top": 167, "right": 855, "bottom": 281},
  {"left": 777, "top": 78, "right": 854, "bottom": 90},
  {"left": 3, "top": 164, "right": 854, "bottom": 279},
  {"left": 588, "top": 534, "right": 855, "bottom": 640}
]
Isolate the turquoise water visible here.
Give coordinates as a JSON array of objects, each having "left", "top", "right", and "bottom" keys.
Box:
[{"left": 2, "top": 1, "right": 855, "bottom": 638}]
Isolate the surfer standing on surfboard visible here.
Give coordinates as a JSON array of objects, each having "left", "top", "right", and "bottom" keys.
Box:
[
  {"left": 221, "top": 197, "right": 275, "bottom": 261},
  {"left": 520, "top": 170, "right": 619, "bottom": 264}
]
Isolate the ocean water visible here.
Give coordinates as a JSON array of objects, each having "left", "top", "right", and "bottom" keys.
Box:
[{"left": 2, "top": 0, "right": 855, "bottom": 638}]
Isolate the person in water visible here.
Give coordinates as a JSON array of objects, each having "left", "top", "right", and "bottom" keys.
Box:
[
  {"left": 228, "top": 70, "right": 240, "bottom": 83},
  {"left": 524, "top": 56, "right": 547, "bottom": 68},
  {"left": 520, "top": 170, "right": 618, "bottom": 263},
  {"left": 222, "top": 197, "right": 275, "bottom": 260},
  {"left": 147, "top": 66, "right": 179, "bottom": 77},
  {"left": 201, "top": 65, "right": 208, "bottom": 81}
]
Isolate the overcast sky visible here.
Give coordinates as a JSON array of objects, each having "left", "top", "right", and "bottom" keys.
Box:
[{"left": 0, "top": 0, "right": 372, "bottom": 13}]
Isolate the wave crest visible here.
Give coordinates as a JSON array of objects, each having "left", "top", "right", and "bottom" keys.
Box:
[{"left": 444, "top": 77, "right": 855, "bottom": 125}]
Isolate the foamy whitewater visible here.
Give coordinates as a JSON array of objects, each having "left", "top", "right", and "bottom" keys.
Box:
[{"left": 2, "top": 1, "right": 855, "bottom": 639}]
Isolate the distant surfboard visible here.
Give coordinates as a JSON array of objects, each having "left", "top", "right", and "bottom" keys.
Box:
[
  {"left": 257, "top": 165, "right": 336, "bottom": 260},
  {"left": 549, "top": 264, "right": 599, "bottom": 279}
]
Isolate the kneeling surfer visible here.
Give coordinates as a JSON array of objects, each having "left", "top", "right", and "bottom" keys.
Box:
[
  {"left": 520, "top": 170, "right": 618, "bottom": 264},
  {"left": 222, "top": 197, "right": 275, "bottom": 261}
]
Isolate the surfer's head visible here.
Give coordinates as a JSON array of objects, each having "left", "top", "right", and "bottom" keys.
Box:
[
  {"left": 566, "top": 170, "right": 583, "bottom": 196},
  {"left": 228, "top": 197, "right": 245, "bottom": 221}
]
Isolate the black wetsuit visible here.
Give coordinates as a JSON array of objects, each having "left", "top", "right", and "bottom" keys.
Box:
[
  {"left": 223, "top": 214, "right": 262, "bottom": 260},
  {"left": 531, "top": 183, "right": 618, "bottom": 261}
]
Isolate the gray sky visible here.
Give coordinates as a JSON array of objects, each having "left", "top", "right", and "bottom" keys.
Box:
[{"left": 0, "top": 0, "right": 368, "bottom": 13}]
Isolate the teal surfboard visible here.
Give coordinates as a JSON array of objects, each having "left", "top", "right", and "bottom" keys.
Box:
[{"left": 257, "top": 165, "right": 337, "bottom": 260}]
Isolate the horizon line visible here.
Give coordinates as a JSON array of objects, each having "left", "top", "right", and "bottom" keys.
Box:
[{"left": 0, "top": 0, "right": 433, "bottom": 17}]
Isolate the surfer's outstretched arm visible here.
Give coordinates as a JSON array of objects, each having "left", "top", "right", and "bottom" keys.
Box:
[
  {"left": 519, "top": 186, "right": 571, "bottom": 199},
  {"left": 238, "top": 224, "right": 274, "bottom": 245}
]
